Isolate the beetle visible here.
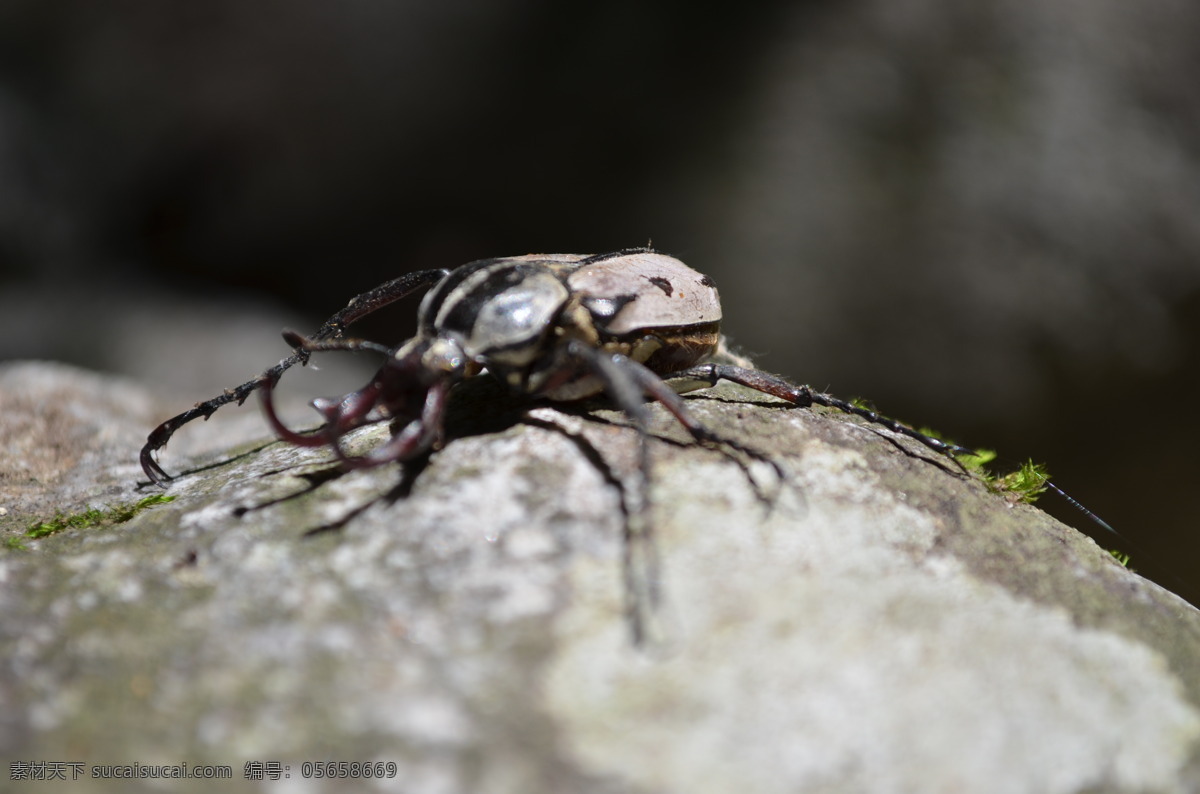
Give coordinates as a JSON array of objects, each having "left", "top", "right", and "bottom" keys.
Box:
[
  {"left": 140, "top": 248, "right": 970, "bottom": 487},
  {"left": 140, "top": 248, "right": 984, "bottom": 643},
  {"left": 139, "top": 247, "right": 1168, "bottom": 637}
]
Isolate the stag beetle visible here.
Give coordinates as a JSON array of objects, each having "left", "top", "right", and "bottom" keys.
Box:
[{"left": 140, "top": 248, "right": 970, "bottom": 487}]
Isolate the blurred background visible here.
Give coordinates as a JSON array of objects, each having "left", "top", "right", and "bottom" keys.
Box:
[{"left": 1, "top": 0, "right": 1197, "bottom": 603}]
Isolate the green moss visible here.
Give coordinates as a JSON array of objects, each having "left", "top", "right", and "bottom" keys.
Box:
[
  {"left": 848, "top": 397, "right": 877, "bottom": 412},
  {"left": 993, "top": 460, "right": 1051, "bottom": 504},
  {"left": 912, "top": 427, "right": 1050, "bottom": 505},
  {"left": 26, "top": 508, "right": 104, "bottom": 538},
  {"left": 1108, "top": 549, "right": 1131, "bottom": 567},
  {"left": 951, "top": 446, "right": 997, "bottom": 475},
  {"left": 4, "top": 535, "right": 29, "bottom": 551},
  {"left": 25, "top": 494, "right": 176, "bottom": 539}
]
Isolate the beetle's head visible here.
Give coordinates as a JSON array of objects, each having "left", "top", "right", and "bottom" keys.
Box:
[{"left": 366, "top": 335, "right": 467, "bottom": 423}]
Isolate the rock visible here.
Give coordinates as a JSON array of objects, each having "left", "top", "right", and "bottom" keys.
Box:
[{"left": 1, "top": 360, "right": 1198, "bottom": 793}]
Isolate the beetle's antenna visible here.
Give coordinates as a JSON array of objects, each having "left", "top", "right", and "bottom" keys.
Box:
[
  {"left": 1041, "top": 480, "right": 1118, "bottom": 537},
  {"left": 281, "top": 330, "right": 392, "bottom": 357}
]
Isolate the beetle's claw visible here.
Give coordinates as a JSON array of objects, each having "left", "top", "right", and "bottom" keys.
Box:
[{"left": 140, "top": 447, "right": 172, "bottom": 487}]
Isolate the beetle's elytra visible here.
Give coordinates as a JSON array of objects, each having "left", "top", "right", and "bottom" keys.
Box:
[{"left": 140, "top": 248, "right": 969, "bottom": 487}]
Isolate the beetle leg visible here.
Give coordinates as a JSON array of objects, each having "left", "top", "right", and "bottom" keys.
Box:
[
  {"left": 566, "top": 343, "right": 661, "bottom": 646},
  {"left": 671, "top": 364, "right": 975, "bottom": 459},
  {"left": 140, "top": 268, "right": 448, "bottom": 486},
  {"left": 592, "top": 351, "right": 788, "bottom": 495},
  {"left": 332, "top": 380, "right": 450, "bottom": 469},
  {"left": 259, "top": 376, "right": 387, "bottom": 448},
  {"left": 568, "top": 345, "right": 655, "bottom": 509}
]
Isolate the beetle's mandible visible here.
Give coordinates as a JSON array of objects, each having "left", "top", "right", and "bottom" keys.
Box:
[{"left": 140, "top": 248, "right": 971, "bottom": 487}]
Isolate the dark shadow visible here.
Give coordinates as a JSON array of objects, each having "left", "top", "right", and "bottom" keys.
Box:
[
  {"left": 562, "top": 399, "right": 787, "bottom": 512},
  {"left": 225, "top": 377, "right": 531, "bottom": 534},
  {"left": 135, "top": 439, "right": 279, "bottom": 490},
  {"left": 231, "top": 463, "right": 344, "bottom": 517}
]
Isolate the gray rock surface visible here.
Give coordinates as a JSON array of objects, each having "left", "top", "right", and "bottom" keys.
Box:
[{"left": 2, "top": 360, "right": 1198, "bottom": 793}]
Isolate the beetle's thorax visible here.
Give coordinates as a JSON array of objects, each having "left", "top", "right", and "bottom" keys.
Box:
[{"left": 413, "top": 250, "right": 723, "bottom": 399}]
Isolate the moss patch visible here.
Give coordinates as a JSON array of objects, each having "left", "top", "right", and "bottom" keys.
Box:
[
  {"left": 905, "top": 429, "right": 1052, "bottom": 505},
  {"left": 25, "top": 494, "right": 176, "bottom": 539},
  {"left": 1109, "top": 549, "right": 1133, "bottom": 569},
  {"left": 989, "top": 458, "right": 1051, "bottom": 504}
]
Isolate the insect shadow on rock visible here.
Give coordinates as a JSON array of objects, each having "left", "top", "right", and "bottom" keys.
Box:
[{"left": 140, "top": 248, "right": 977, "bottom": 643}]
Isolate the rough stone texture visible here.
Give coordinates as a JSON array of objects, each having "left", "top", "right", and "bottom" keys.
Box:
[{"left": 2, "top": 360, "right": 1198, "bottom": 794}]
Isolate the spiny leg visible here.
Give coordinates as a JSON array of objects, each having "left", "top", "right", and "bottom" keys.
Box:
[
  {"left": 140, "top": 268, "right": 448, "bottom": 485},
  {"left": 617, "top": 357, "right": 790, "bottom": 501},
  {"left": 567, "top": 346, "right": 795, "bottom": 644},
  {"left": 673, "top": 363, "right": 975, "bottom": 460}
]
